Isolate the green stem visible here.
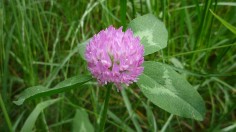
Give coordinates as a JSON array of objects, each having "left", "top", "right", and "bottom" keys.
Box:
[
  {"left": 120, "top": 0, "right": 127, "bottom": 29},
  {"left": 99, "top": 84, "right": 112, "bottom": 132},
  {"left": 0, "top": 93, "right": 13, "bottom": 132}
]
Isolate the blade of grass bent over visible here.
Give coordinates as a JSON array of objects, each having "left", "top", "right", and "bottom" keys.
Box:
[{"left": 210, "top": 9, "right": 236, "bottom": 35}]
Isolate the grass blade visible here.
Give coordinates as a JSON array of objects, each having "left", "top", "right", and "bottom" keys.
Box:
[
  {"left": 107, "top": 110, "right": 135, "bottom": 132},
  {"left": 210, "top": 9, "right": 236, "bottom": 35},
  {"left": 160, "top": 114, "right": 174, "bottom": 132},
  {"left": 20, "top": 98, "right": 61, "bottom": 132},
  {"left": 72, "top": 109, "right": 94, "bottom": 132},
  {"left": 0, "top": 94, "right": 13, "bottom": 132},
  {"left": 121, "top": 89, "right": 142, "bottom": 132}
]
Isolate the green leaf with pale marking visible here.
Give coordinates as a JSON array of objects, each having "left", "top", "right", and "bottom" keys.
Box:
[
  {"left": 13, "top": 75, "right": 92, "bottom": 105},
  {"left": 72, "top": 109, "right": 94, "bottom": 132},
  {"left": 78, "top": 39, "right": 90, "bottom": 60},
  {"left": 210, "top": 10, "right": 236, "bottom": 35},
  {"left": 20, "top": 98, "right": 60, "bottom": 132},
  {"left": 128, "top": 14, "right": 168, "bottom": 56},
  {"left": 78, "top": 14, "right": 168, "bottom": 59},
  {"left": 137, "top": 61, "right": 206, "bottom": 120}
]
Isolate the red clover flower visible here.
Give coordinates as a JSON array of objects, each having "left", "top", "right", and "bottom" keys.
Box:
[{"left": 85, "top": 26, "right": 144, "bottom": 90}]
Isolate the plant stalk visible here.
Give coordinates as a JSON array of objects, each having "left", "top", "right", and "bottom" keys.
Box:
[{"left": 98, "top": 84, "right": 112, "bottom": 132}]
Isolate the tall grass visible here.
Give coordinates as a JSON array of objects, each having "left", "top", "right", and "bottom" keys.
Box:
[{"left": 1, "top": 0, "right": 236, "bottom": 131}]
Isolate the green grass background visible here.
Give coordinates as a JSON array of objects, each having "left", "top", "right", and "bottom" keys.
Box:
[{"left": 1, "top": 0, "right": 236, "bottom": 131}]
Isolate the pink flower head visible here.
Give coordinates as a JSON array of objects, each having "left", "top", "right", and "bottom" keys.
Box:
[{"left": 85, "top": 26, "right": 144, "bottom": 90}]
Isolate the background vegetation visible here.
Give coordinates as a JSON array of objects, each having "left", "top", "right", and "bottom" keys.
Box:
[{"left": 1, "top": 0, "right": 236, "bottom": 131}]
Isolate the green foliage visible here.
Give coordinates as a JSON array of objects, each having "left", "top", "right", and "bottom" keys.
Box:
[
  {"left": 78, "top": 14, "right": 168, "bottom": 59},
  {"left": 78, "top": 39, "right": 90, "bottom": 60},
  {"left": 72, "top": 109, "right": 94, "bottom": 132},
  {"left": 128, "top": 14, "right": 168, "bottom": 55},
  {"left": 137, "top": 61, "right": 206, "bottom": 120},
  {"left": 2, "top": 0, "right": 236, "bottom": 132},
  {"left": 210, "top": 9, "right": 236, "bottom": 35},
  {"left": 14, "top": 75, "right": 92, "bottom": 105},
  {"left": 20, "top": 98, "right": 60, "bottom": 132},
  {"left": 121, "top": 89, "right": 142, "bottom": 131}
]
